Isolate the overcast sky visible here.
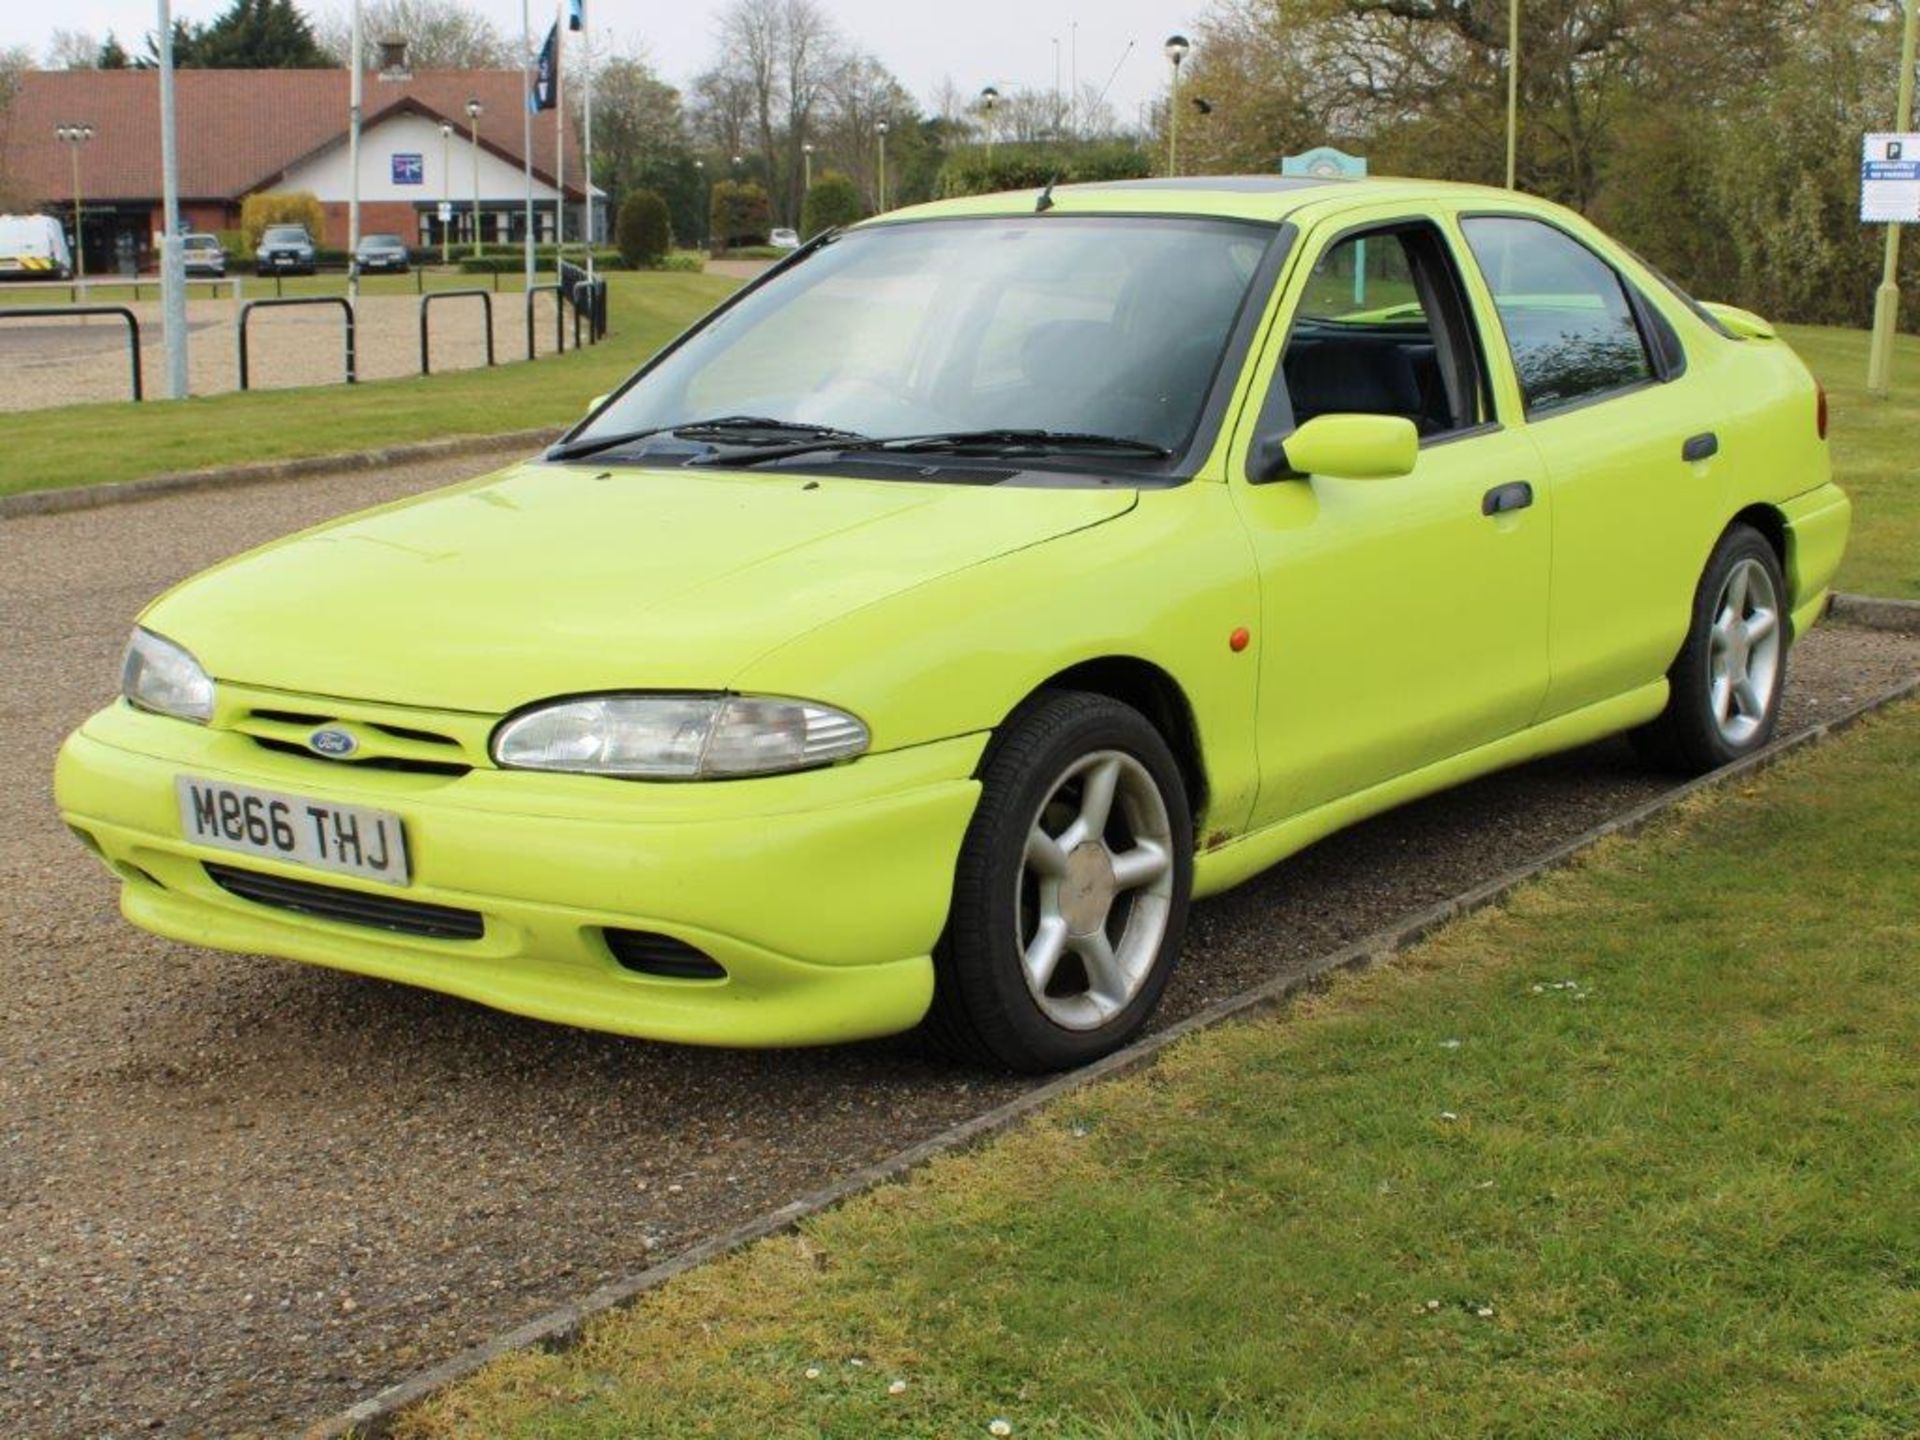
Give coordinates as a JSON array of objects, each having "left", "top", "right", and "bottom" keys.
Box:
[{"left": 2, "top": 1, "right": 1201, "bottom": 127}]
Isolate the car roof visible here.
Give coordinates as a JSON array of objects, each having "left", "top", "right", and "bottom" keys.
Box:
[{"left": 870, "top": 174, "right": 1554, "bottom": 229}]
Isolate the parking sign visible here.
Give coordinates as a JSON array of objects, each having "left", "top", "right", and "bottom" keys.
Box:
[{"left": 1861, "top": 133, "right": 1920, "bottom": 223}]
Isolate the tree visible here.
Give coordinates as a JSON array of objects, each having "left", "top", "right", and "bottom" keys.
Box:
[
  {"left": 709, "top": 178, "right": 772, "bottom": 251},
  {"left": 153, "top": 0, "right": 332, "bottom": 69},
  {"left": 0, "top": 47, "right": 36, "bottom": 214},
  {"left": 707, "top": 0, "right": 845, "bottom": 224},
  {"left": 98, "top": 33, "right": 133, "bottom": 69},
  {"left": 315, "top": 0, "right": 512, "bottom": 69},
  {"left": 616, "top": 189, "right": 672, "bottom": 266},
  {"left": 46, "top": 30, "right": 101, "bottom": 70},
  {"left": 800, "top": 169, "right": 862, "bottom": 236},
  {"left": 593, "top": 51, "right": 695, "bottom": 231}
]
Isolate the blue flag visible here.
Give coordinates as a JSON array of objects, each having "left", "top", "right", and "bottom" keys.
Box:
[
  {"left": 530, "top": 20, "right": 559, "bottom": 112},
  {"left": 568, "top": 0, "right": 584, "bottom": 31}
]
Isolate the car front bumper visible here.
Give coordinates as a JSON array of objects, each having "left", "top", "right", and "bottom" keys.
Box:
[{"left": 57, "top": 702, "right": 985, "bottom": 1047}]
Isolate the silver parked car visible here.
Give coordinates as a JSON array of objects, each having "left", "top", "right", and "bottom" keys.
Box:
[
  {"left": 180, "top": 232, "right": 227, "bottom": 277},
  {"left": 354, "top": 233, "right": 412, "bottom": 274}
]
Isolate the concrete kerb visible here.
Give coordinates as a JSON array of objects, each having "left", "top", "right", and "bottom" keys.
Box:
[
  {"left": 0, "top": 429, "right": 562, "bottom": 522},
  {"left": 307, "top": 669, "right": 1920, "bottom": 1439}
]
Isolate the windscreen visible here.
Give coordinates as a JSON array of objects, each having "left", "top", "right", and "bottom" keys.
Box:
[{"left": 585, "top": 216, "right": 1273, "bottom": 455}]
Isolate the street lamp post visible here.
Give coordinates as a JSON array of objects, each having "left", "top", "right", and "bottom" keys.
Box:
[
  {"left": 1163, "top": 35, "right": 1191, "bottom": 177},
  {"left": 440, "top": 121, "right": 454, "bottom": 264},
  {"left": 1504, "top": 0, "right": 1519, "bottom": 190},
  {"left": 876, "top": 120, "right": 890, "bottom": 212},
  {"left": 54, "top": 124, "right": 93, "bottom": 284},
  {"left": 1867, "top": 0, "right": 1919, "bottom": 396},
  {"left": 695, "top": 157, "right": 707, "bottom": 251},
  {"left": 980, "top": 86, "right": 999, "bottom": 167},
  {"left": 802, "top": 141, "right": 814, "bottom": 193},
  {"left": 466, "top": 98, "right": 484, "bottom": 258}
]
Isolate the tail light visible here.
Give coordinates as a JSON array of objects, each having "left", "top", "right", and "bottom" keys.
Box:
[{"left": 1816, "top": 382, "right": 1829, "bottom": 440}]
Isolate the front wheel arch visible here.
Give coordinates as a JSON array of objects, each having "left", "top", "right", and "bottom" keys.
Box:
[{"left": 990, "top": 656, "right": 1209, "bottom": 830}]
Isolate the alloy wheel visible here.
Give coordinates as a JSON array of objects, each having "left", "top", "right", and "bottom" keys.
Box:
[
  {"left": 1015, "top": 750, "right": 1176, "bottom": 1031},
  {"left": 1708, "top": 556, "right": 1782, "bottom": 746}
]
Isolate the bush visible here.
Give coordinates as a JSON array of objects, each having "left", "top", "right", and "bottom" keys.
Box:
[
  {"left": 616, "top": 189, "right": 673, "bottom": 268},
  {"left": 709, "top": 180, "right": 773, "bottom": 253},
  {"left": 801, "top": 170, "right": 864, "bottom": 238},
  {"left": 935, "top": 141, "right": 1152, "bottom": 199},
  {"left": 240, "top": 191, "right": 326, "bottom": 249},
  {"left": 656, "top": 250, "right": 706, "bottom": 272}
]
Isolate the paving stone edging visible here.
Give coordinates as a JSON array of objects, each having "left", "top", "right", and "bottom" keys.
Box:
[
  {"left": 1829, "top": 591, "right": 1920, "bottom": 634},
  {"left": 0, "top": 429, "right": 562, "bottom": 521},
  {"left": 307, "top": 667, "right": 1920, "bottom": 1439}
]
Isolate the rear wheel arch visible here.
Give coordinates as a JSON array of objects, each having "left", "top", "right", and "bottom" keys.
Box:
[
  {"left": 990, "top": 657, "right": 1208, "bottom": 827},
  {"left": 1726, "top": 503, "right": 1795, "bottom": 625}
]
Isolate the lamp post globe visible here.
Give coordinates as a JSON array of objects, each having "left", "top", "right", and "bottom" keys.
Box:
[{"left": 1163, "top": 35, "right": 1192, "bottom": 177}]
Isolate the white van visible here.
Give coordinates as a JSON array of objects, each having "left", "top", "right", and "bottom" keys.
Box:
[{"left": 0, "top": 214, "right": 75, "bottom": 280}]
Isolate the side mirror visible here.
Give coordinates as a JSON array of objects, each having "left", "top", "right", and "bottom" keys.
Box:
[
  {"left": 1251, "top": 413, "right": 1419, "bottom": 484},
  {"left": 585, "top": 393, "right": 610, "bottom": 417}
]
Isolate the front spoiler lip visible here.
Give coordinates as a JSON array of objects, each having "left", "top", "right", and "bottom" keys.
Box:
[{"left": 55, "top": 706, "right": 985, "bottom": 1048}]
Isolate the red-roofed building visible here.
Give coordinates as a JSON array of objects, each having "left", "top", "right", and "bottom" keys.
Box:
[{"left": 2, "top": 67, "right": 589, "bottom": 273}]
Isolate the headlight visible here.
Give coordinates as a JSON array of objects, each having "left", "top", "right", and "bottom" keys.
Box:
[
  {"left": 121, "top": 627, "right": 215, "bottom": 723},
  {"left": 492, "top": 694, "right": 869, "bottom": 779}
]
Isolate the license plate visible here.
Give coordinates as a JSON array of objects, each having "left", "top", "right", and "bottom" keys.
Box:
[{"left": 176, "top": 777, "right": 410, "bottom": 886}]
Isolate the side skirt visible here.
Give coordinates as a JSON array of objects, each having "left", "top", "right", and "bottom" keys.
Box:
[{"left": 1192, "top": 679, "right": 1669, "bottom": 899}]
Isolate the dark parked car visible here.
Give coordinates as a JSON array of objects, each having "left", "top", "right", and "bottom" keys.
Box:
[
  {"left": 181, "top": 232, "right": 227, "bottom": 278},
  {"left": 255, "top": 224, "right": 317, "bottom": 275},
  {"left": 354, "top": 233, "right": 411, "bottom": 274}
]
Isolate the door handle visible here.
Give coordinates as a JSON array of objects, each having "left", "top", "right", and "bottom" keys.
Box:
[
  {"left": 1682, "top": 432, "right": 1719, "bottom": 462},
  {"left": 1482, "top": 481, "right": 1534, "bottom": 516}
]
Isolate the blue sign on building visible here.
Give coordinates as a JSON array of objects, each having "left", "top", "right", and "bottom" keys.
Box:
[{"left": 391, "top": 152, "right": 425, "bottom": 186}]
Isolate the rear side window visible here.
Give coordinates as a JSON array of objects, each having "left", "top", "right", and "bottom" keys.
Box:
[{"left": 1460, "top": 216, "right": 1652, "bottom": 415}]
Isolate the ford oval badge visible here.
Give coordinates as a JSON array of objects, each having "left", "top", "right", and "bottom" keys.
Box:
[{"left": 309, "top": 727, "right": 359, "bottom": 757}]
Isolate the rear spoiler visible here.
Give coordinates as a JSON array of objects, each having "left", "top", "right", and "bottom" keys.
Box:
[{"left": 1700, "top": 301, "right": 1776, "bottom": 341}]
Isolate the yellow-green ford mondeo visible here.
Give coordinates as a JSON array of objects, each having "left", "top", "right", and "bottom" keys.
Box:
[{"left": 57, "top": 177, "right": 1850, "bottom": 1071}]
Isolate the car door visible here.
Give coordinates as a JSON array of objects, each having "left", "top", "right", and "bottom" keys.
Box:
[
  {"left": 1228, "top": 214, "right": 1552, "bottom": 829},
  {"left": 1454, "top": 211, "right": 1723, "bottom": 720}
]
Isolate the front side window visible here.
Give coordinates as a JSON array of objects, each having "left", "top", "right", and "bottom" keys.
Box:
[
  {"left": 1279, "top": 224, "right": 1488, "bottom": 438},
  {"left": 580, "top": 216, "right": 1273, "bottom": 459},
  {"left": 1460, "top": 216, "right": 1652, "bottom": 414}
]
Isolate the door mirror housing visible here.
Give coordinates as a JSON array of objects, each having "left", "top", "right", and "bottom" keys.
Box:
[
  {"left": 586, "top": 393, "right": 610, "bottom": 416},
  {"left": 1253, "top": 413, "right": 1419, "bottom": 483}
]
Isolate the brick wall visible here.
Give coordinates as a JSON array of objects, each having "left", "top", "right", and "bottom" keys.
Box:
[{"left": 318, "top": 200, "right": 426, "bottom": 248}]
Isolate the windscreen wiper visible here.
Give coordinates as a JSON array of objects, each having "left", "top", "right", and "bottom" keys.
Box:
[
  {"left": 690, "top": 427, "right": 1173, "bottom": 468},
  {"left": 547, "top": 415, "right": 868, "bottom": 463},
  {"left": 881, "top": 429, "right": 1173, "bottom": 458}
]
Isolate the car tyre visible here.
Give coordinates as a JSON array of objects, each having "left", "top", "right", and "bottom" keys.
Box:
[
  {"left": 1632, "top": 524, "right": 1788, "bottom": 774},
  {"left": 924, "top": 690, "right": 1193, "bottom": 1072}
]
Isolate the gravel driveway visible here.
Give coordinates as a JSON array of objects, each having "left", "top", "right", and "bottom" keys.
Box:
[{"left": 2, "top": 458, "right": 1914, "bottom": 1437}]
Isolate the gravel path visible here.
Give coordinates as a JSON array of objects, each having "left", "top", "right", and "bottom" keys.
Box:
[
  {"left": 0, "top": 290, "right": 567, "bottom": 411},
  {"left": 2, "top": 459, "right": 1914, "bottom": 1438}
]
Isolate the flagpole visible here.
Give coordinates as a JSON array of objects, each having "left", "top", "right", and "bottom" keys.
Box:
[
  {"left": 555, "top": 0, "right": 565, "bottom": 270},
  {"left": 522, "top": 0, "right": 535, "bottom": 292},
  {"left": 583, "top": 5, "right": 594, "bottom": 284}
]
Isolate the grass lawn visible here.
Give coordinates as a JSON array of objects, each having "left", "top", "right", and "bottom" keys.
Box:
[
  {"left": 0, "top": 270, "right": 736, "bottom": 498},
  {"left": 1779, "top": 324, "right": 1920, "bottom": 600},
  {"left": 400, "top": 700, "right": 1920, "bottom": 1440}
]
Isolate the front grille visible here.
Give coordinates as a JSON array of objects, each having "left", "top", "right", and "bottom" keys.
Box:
[
  {"left": 233, "top": 706, "right": 478, "bottom": 776},
  {"left": 205, "top": 862, "right": 484, "bottom": 941},
  {"left": 604, "top": 928, "right": 727, "bottom": 980}
]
